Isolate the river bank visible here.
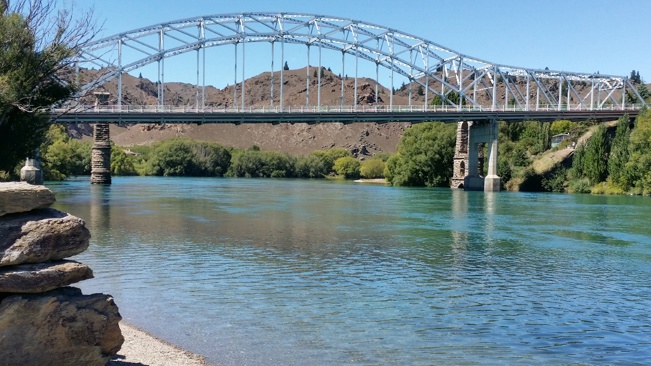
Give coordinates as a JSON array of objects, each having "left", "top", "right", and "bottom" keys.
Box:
[{"left": 108, "top": 322, "right": 210, "bottom": 366}]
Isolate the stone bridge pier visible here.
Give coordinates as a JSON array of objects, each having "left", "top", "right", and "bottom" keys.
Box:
[
  {"left": 90, "top": 92, "right": 111, "bottom": 184},
  {"left": 451, "top": 120, "right": 500, "bottom": 192},
  {"left": 90, "top": 124, "right": 111, "bottom": 184}
]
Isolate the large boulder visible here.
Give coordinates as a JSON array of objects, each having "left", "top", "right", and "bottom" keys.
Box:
[
  {"left": 0, "top": 208, "right": 90, "bottom": 267},
  {"left": 0, "top": 260, "right": 93, "bottom": 293},
  {"left": 0, "top": 182, "right": 55, "bottom": 217},
  {"left": 0, "top": 287, "right": 124, "bottom": 366}
]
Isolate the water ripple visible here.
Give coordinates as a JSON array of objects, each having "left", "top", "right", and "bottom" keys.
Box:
[{"left": 49, "top": 177, "right": 651, "bottom": 366}]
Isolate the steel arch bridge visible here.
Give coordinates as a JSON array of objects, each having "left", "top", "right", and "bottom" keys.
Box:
[{"left": 73, "top": 12, "right": 647, "bottom": 113}]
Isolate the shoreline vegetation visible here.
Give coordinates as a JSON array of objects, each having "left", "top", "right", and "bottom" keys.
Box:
[
  {"left": 109, "top": 322, "right": 210, "bottom": 366},
  {"left": 2, "top": 109, "right": 651, "bottom": 196}
]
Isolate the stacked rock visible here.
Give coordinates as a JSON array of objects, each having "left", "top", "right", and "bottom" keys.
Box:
[{"left": 0, "top": 182, "right": 123, "bottom": 366}]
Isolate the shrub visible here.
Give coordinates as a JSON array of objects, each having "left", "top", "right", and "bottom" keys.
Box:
[
  {"left": 567, "top": 178, "right": 592, "bottom": 194},
  {"left": 360, "top": 159, "right": 385, "bottom": 179},
  {"left": 333, "top": 157, "right": 361, "bottom": 179},
  {"left": 295, "top": 154, "right": 328, "bottom": 178}
]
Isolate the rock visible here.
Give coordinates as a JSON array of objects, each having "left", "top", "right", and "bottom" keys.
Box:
[
  {"left": 0, "top": 260, "right": 93, "bottom": 293},
  {"left": 0, "top": 208, "right": 90, "bottom": 267},
  {"left": 0, "top": 182, "right": 55, "bottom": 217},
  {"left": 0, "top": 287, "right": 123, "bottom": 366}
]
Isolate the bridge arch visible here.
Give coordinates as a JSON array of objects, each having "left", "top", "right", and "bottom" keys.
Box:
[{"left": 75, "top": 12, "right": 646, "bottom": 111}]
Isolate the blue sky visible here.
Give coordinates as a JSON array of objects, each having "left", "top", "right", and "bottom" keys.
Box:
[{"left": 70, "top": 0, "right": 650, "bottom": 87}]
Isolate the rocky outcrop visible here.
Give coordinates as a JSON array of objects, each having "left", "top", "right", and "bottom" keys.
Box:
[
  {"left": 0, "top": 182, "right": 123, "bottom": 366},
  {"left": 0, "top": 182, "right": 55, "bottom": 217},
  {"left": 0, "top": 260, "right": 93, "bottom": 293},
  {"left": 0, "top": 287, "right": 122, "bottom": 366},
  {"left": 0, "top": 208, "right": 90, "bottom": 266}
]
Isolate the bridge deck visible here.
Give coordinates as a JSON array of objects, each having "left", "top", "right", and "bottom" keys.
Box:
[{"left": 51, "top": 107, "right": 640, "bottom": 124}]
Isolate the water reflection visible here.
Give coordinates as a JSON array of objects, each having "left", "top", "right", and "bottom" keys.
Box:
[
  {"left": 49, "top": 177, "right": 651, "bottom": 366},
  {"left": 450, "top": 189, "right": 469, "bottom": 265},
  {"left": 89, "top": 184, "right": 111, "bottom": 233}
]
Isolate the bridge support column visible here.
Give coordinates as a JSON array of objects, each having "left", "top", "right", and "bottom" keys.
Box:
[
  {"left": 91, "top": 123, "right": 111, "bottom": 184},
  {"left": 464, "top": 120, "right": 500, "bottom": 192},
  {"left": 451, "top": 122, "right": 469, "bottom": 189}
]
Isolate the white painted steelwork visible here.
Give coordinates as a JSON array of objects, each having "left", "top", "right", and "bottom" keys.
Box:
[{"left": 74, "top": 12, "right": 647, "bottom": 111}]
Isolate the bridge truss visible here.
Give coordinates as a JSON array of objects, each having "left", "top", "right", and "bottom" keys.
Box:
[{"left": 74, "top": 12, "right": 647, "bottom": 112}]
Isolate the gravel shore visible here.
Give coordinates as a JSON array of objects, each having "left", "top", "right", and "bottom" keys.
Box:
[{"left": 108, "top": 322, "right": 210, "bottom": 366}]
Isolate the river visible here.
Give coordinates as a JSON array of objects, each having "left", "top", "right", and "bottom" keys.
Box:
[{"left": 48, "top": 177, "right": 651, "bottom": 365}]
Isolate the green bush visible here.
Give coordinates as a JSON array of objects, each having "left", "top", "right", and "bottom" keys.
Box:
[
  {"left": 567, "top": 178, "right": 592, "bottom": 194},
  {"left": 360, "top": 159, "right": 385, "bottom": 179},
  {"left": 550, "top": 120, "right": 573, "bottom": 136},
  {"left": 333, "top": 156, "right": 361, "bottom": 179},
  {"left": 149, "top": 138, "right": 231, "bottom": 177},
  {"left": 541, "top": 166, "right": 567, "bottom": 193},
  {"left": 385, "top": 122, "right": 456, "bottom": 187},
  {"left": 111, "top": 147, "right": 138, "bottom": 176},
  {"left": 309, "top": 148, "right": 352, "bottom": 174},
  {"left": 227, "top": 149, "right": 295, "bottom": 178},
  {"left": 295, "top": 154, "right": 328, "bottom": 178},
  {"left": 41, "top": 126, "right": 91, "bottom": 180}
]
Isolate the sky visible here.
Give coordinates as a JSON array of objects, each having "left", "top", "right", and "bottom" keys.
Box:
[{"left": 64, "top": 0, "right": 650, "bottom": 88}]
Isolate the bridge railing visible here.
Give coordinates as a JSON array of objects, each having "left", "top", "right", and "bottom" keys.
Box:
[{"left": 51, "top": 103, "right": 646, "bottom": 115}]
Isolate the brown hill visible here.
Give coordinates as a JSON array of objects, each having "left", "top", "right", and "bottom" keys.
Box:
[
  {"left": 71, "top": 67, "right": 415, "bottom": 156},
  {"left": 69, "top": 66, "right": 638, "bottom": 156}
]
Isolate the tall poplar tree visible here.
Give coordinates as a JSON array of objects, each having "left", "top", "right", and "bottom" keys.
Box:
[
  {"left": 608, "top": 115, "right": 631, "bottom": 188},
  {"left": 583, "top": 124, "right": 610, "bottom": 185}
]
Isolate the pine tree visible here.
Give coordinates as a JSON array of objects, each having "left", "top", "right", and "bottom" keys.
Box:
[{"left": 283, "top": 61, "right": 289, "bottom": 71}]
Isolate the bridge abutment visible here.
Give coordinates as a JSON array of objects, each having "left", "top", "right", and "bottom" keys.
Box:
[
  {"left": 91, "top": 123, "right": 111, "bottom": 184},
  {"left": 463, "top": 120, "right": 500, "bottom": 192}
]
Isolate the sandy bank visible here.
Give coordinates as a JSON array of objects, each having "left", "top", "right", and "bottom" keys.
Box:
[
  {"left": 354, "top": 178, "right": 388, "bottom": 184},
  {"left": 108, "top": 322, "right": 210, "bottom": 366}
]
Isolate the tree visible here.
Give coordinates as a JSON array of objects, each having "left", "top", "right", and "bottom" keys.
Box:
[
  {"left": 417, "top": 85, "right": 424, "bottom": 96},
  {"left": 40, "top": 125, "right": 91, "bottom": 180},
  {"left": 638, "top": 84, "right": 650, "bottom": 102},
  {"left": 333, "top": 156, "right": 361, "bottom": 179},
  {"left": 311, "top": 148, "right": 353, "bottom": 174},
  {"left": 283, "top": 61, "right": 289, "bottom": 71},
  {"left": 430, "top": 91, "right": 464, "bottom": 107},
  {"left": 360, "top": 159, "right": 385, "bottom": 179},
  {"left": 295, "top": 154, "right": 328, "bottom": 178},
  {"left": 385, "top": 122, "right": 456, "bottom": 187},
  {"left": 550, "top": 120, "right": 573, "bottom": 136},
  {"left": 624, "top": 109, "right": 651, "bottom": 194},
  {"left": 582, "top": 124, "right": 610, "bottom": 185},
  {"left": 111, "top": 147, "right": 137, "bottom": 176},
  {"left": 0, "top": 1, "right": 97, "bottom": 175},
  {"left": 149, "top": 139, "right": 197, "bottom": 176},
  {"left": 608, "top": 115, "right": 631, "bottom": 188}
]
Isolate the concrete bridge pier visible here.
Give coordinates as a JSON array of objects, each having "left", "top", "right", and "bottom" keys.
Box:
[
  {"left": 90, "top": 123, "right": 111, "bottom": 184},
  {"left": 464, "top": 120, "right": 500, "bottom": 192}
]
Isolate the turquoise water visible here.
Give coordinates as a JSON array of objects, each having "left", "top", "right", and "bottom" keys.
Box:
[{"left": 49, "top": 177, "right": 651, "bottom": 365}]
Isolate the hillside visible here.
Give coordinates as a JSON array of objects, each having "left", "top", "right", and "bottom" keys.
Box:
[
  {"left": 68, "top": 67, "right": 646, "bottom": 156},
  {"left": 70, "top": 67, "right": 414, "bottom": 155}
]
